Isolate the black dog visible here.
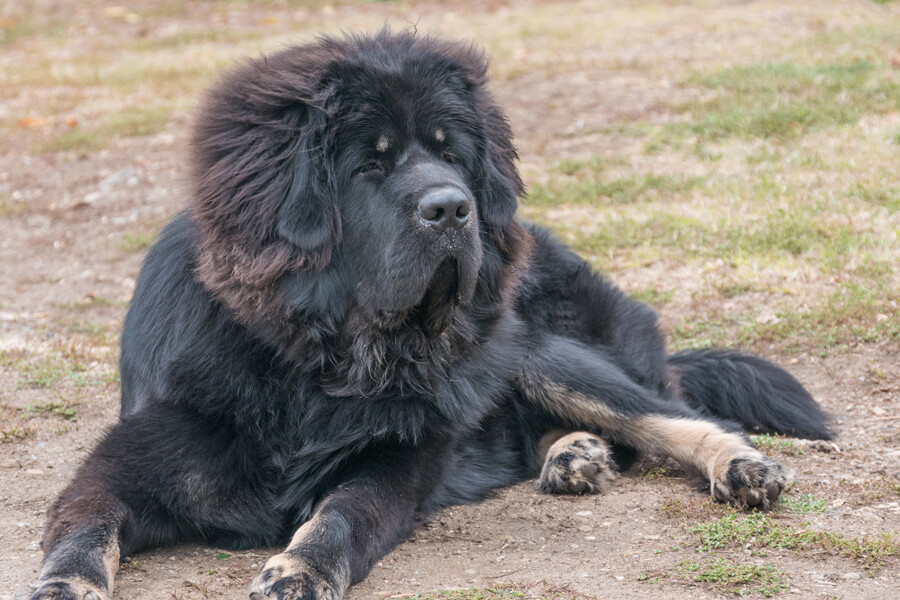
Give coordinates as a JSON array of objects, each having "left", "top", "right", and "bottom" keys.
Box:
[{"left": 19, "top": 31, "right": 830, "bottom": 600}]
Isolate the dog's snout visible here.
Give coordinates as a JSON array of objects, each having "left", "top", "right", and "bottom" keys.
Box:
[{"left": 418, "top": 188, "right": 471, "bottom": 231}]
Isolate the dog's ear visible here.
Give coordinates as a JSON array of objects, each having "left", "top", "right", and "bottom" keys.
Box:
[
  {"left": 191, "top": 54, "right": 341, "bottom": 262},
  {"left": 274, "top": 107, "right": 342, "bottom": 253},
  {"left": 478, "top": 102, "right": 523, "bottom": 228}
]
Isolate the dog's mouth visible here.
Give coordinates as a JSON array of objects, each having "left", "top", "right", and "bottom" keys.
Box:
[
  {"left": 407, "top": 257, "right": 462, "bottom": 337},
  {"left": 372, "top": 241, "right": 481, "bottom": 337}
]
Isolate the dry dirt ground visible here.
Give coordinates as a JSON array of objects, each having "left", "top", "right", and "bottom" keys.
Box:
[{"left": 1, "top": 1, "right": 899, "bottom": 599}]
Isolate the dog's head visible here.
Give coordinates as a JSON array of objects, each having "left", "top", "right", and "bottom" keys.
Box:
[{"left": 192, "top": 31, "right": 530, "bottom": 347}]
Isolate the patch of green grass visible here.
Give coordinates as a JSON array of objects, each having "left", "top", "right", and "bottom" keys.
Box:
[
  {"left": 691, "top": 513, "right": 900, "bottom": 569},
  {"left": 679, "top": 559, "right": 789, "bottom": 597},
  {"left": 847, "top": 182, "right": 900, "bottom": 213},
  {"left": 776, "top": 494, "right": 827, "bottom": 514},
  {"left": 118, "top": 231, "right": 156, "bottom": 253},
  {"left": 671, "top": 274, "right": 898, "bottom": 353},
  {"left": 64, "top": 320, "right": 108, "bottom": 337},
  {"left": 60, "top": 319, "right": 113, "bottom": 346},
  {"left": 0, "top": 402, "right": 35, "bottom": 443},
  {"left": 26, "top": 402, "right": 78, "bottom": 422},
  {"left": 538, "top": 175, "right": 878, "bottom": 268},
  {"left": 713, "top": 280, "right": 760, "bottom": 299},
  {"left": 19, "top": 360, "right": 73, "bottom": 388},
  {"left": 15, "top": 346, "right": 99, "bottom": 389},
  {"left": 59, "top": 295, "right": 122, "bottom": 311},
  {"left": 740, "top": 281, "right": 900, "bottom": 350},
  {"left": 551, "top": 212, "right": 709, "bottom": 259},
  {"left": 528, "top": 173, "right": 704, "bottom": 207},
  {"left": 751, "top": 434, "right": 803, "bottom": 455},
  {"left": 0, "top": 425, "right": 35, "bottom": 443},
  {"left": 525, "top": 156, "right": 706, "bottom": 207},
  {"left": 102, "top": 106, "right": 172, "bottom": 138},
  {"left": 33, "top": 128, "right": 101, "bottom": 154},
  {"left": 745, "top": 149, "right": 785, "bottom": 165},
  {"left": 729, "top": 209, "right": 836, "bottom": 257},
  {"left": 629, "top": 287, "right": 675, "bottom": 307},
  {"left": 671, "top": 61, "right": 900, "bottom": 141},
  {"left": 636, "top": 571, "right": 669, "bottom": 584}
]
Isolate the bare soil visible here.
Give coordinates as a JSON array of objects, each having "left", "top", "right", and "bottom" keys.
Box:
[{"left": 1, "top": 1, "right": 898, "bottom": 599}]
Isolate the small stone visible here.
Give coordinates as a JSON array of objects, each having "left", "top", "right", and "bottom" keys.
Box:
[{"left": 841, "top": 572, "right": 861, "bottom": 581}]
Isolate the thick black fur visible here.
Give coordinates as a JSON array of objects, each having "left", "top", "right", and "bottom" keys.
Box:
[{"left": 20, "top": 31, "right": 830, "bottom": 600}]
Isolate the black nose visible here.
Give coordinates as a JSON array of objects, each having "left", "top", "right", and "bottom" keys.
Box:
[{"left": 418, "top": 188, "right": 472, "bottom": 231}]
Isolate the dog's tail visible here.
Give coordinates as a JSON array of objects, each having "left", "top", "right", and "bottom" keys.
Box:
[{"left": 667, "top": 349, "right": 832, "bottom": 440}]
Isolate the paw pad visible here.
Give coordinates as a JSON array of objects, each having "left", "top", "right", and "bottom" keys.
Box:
[
  {"left": 711, "top": 454, "right": 791, "bottom": 509},
  {"left": 539, "top": 432, "right": 615, "bottom": 495}
]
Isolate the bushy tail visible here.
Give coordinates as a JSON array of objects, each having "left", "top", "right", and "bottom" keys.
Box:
[{"left": 667, "top": 349, "right": 832, "bottom": 440}]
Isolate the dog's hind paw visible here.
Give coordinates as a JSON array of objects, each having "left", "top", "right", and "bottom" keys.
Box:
[
  {"left": 250, "top": 553, "right": 343, "bottom": 600},
  {"left": 710, "top": 453, "right": 791, "bottom": 510},
  {"left": 539, "top": 432, "right": 616, "bottom": 495}
]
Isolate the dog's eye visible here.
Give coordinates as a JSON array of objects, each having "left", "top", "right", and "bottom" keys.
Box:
[
  {"left": 356, "top": 159, "right": 385, "bottom": 178},
  {"left": 441, "top": 149, "right": 458, "bottom": 165}
]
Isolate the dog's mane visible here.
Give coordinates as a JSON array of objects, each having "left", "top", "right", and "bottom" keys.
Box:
[{"left": 188, "top": 30, "right": 532, "bottom": 389}]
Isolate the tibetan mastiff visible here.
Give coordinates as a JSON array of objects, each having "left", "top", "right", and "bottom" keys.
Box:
[{"left": 20, "top": 31, "right": 831, "bottom": 600}]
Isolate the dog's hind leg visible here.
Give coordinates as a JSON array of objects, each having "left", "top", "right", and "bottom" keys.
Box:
[{"left": 519, "top": 334, "right": 790, "bottom": 509}]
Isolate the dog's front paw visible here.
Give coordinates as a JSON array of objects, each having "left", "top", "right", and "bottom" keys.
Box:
[
  {"left": 16, "top": 578, "right": 106, "bottom": 600},
  {"left": 539, "top": 432, "right": 616, "bottom": 495},
  {"left": 710, "top": 453, "right": 790, "bottom": 510},
  {"left": 250, "top": 553, "right": 343, "bottom": 600}
]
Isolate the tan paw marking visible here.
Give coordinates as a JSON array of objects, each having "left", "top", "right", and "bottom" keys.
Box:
[
  {"left": 539, "top": 432, "right": 615, "bottom": 495},
  {"left": 249, "top": 553, "right": 340, "bottom": 600}
]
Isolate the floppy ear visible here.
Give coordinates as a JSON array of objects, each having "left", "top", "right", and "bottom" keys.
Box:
[
  {"left": 275, "top": 107, "right": 342, "bottom": 253},
  {"left": 476, "top": 102, "right": 523, "bottom": 228},
  {"left": 191, "top": 52, "right": 341, "bottom": 262}
]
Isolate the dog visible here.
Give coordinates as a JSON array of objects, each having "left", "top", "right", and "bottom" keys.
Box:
[{"left": 19, "top": 30, "right": 831, "bottom": 600}]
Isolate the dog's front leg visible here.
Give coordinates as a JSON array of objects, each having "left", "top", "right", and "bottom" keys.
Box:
[
  {"left": 16, "top": 472, "right": 130, "bottom": 600},
  {"left": 250, "top": 440, "right": 444, "bottom": 600}
]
